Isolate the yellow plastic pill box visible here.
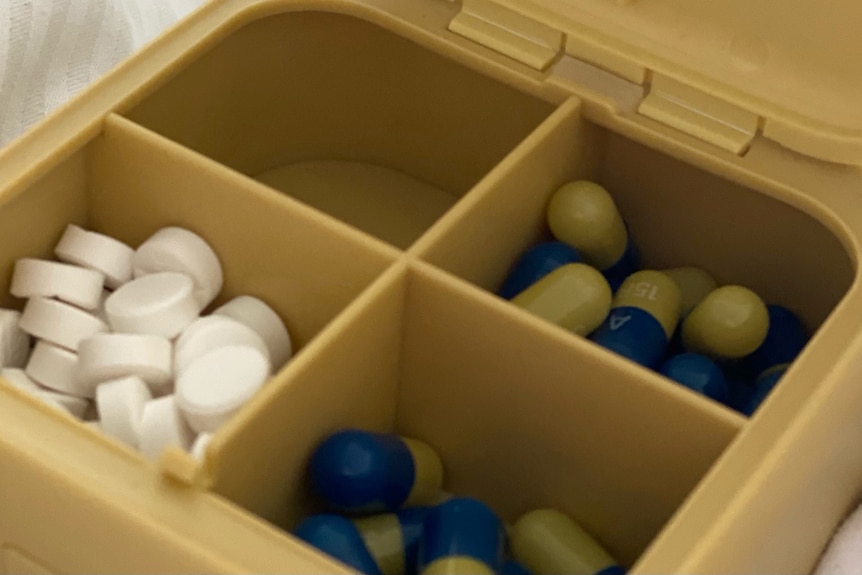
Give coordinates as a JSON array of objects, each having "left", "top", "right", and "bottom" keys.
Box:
[{"left": 0, "top": 0, "right": 860, "bottom": 573}]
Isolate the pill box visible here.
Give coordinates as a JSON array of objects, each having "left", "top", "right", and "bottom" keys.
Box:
[{"left": 0, "top": 0, "right": 859, "bottom": 572}]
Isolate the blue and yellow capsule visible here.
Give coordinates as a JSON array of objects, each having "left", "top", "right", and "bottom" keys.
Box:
[
  {"left": 659, "top": 353, "right": 729, "bottom": 402},
  {"left": 417, "top": 497, "right": 505, "bottom": 575},
  {"left": 498, "top": 242, "right": 583, "bottom": 300},
  {"left": 590, "top": 270, "right": 681, "bottom": 369},
  {"left": 660, "top": 267, "right": 718, "bottom": 317},
  {"left": 511, "top": 263, "right": 612, "bottom": 336},
  {"left": 742, "top": 305, "right": 808, "bottom": 380},
  {"left": 352, "top": 507, "right": 430, "bottom": 575},
  {"left": 682, "top": 285, "right": 769, "bottom": 359},
  {"left": 510, "top": 508, "right": 624, "bottom": 575},
  {"left": 310, "top": 429, "right": 443, "bottom": 514},
  {"left": 742, "top": 365, "right": 789, "bottom": 416},
  {"left": 294, "top": 514, "right": 383, "bottom": 575},
  {"left": 546, "top": 181, "right": 639, "bottom": 291}
]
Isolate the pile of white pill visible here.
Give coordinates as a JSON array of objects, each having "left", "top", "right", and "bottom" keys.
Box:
[{"left": 0, "top": 224, "right": 292, "bottom": 460}]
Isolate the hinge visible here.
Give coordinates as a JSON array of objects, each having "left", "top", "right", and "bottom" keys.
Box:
[
  {"left": 448, "top": 0, "right": 564, "bottom": 71},
  {"left": 638, "top": 73, "right": 760, "bottom": 155}
]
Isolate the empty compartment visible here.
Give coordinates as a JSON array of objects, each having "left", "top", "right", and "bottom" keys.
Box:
[
  {"left": 196, "top": 259, "right": 742, "bottom": 570},
  {"left": 121, "top": 9, "right": 556, "bottom": 249},
  {"left": 413, "top": 96, "right": 855, "bottom": 414},
  {"left": 0, "top": 113, "right": 396, "bottom": 453}
]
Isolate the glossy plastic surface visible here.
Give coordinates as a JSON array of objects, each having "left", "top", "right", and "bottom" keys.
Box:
[{"left": 0, "top": 1, "right": 857, "bottom": 574}]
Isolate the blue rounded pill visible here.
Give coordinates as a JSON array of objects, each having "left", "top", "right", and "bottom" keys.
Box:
[
  {"left": 418, "top": 497, "right": 505, "bottom": 575},
  {"left": 660, "top": 353, "right": 729, "bottom": 402},
  {"left": 590, "top": 307, "right": 669, "bottom": 369},
  {"left": 294, "top": 514, "right": 383, "bottom": 575},
  {"left": 498, "top": 242, "right": 582, "bottom": 299},
  {"left": 743, "top": 305, "right": 808, "bottom": 379},
  {"left": 742, "top": 367, "right": 788, "bottom": 416},
  {"left": 310, "top": 429, "right": 443, "bottom": 514}
]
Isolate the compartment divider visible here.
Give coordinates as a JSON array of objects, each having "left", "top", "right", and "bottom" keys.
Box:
[
  {"left": 199, "top": 261, "right": 411, "bottom": 530},
  {"left": 100, "top": 114, "right": 403, "bottom": 263},
  {"left": 395, "top": 259, "right": 744, "bottom": 565},
  {"left": 409, "top": 96, "right": 601, "bottom": 290}
]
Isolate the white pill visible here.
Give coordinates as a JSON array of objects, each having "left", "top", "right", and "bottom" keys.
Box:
[
  {"left": 94, "top": 289, "right": 111, "bottom": 324},
  {"left": 138, "top": 395, "right": 194, "bottom": 460},
  {"left": 54, "top": 224, "right": 135, "bottom": 289},
  {"left": 19, "top": 297, "right": 108, "bottom": 351},
  {"left": 190, "top": 432, "right": 212, "bottom": 460},
  {"left": 25, "top": 341, "right": 87, "bottom": 397},
  {"left": 0, "top": 309, "right": 31, "bottom": 368},
  {"left": 105, "top": 272, "right": 200, "bottom": 338},
  {"left": 214, "top": 295, "right": 292, "bottom": 369},
  {"left": 96, "top": 376, "right": 153, "bottom": 448},
  {"left": 133, "top": 227, "right": 223, "bottom": 308},
  {"left": 174, "top": 315, "right": 270, "bottom": 376},
  {"left": 10, "top": 258, "right": 105, "bottom": 309},
  {"left": 77, "top": 333, "right": 172, "bottom": 396},
  {"left": 176, "top": 345, "right": 270, "bottom": 433}
]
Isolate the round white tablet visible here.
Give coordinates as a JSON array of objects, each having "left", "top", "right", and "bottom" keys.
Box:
[
  {"left": 173, "top": 315, "right": 269, "bottom": 376},
  {"left": 96, "top": 376, "right": 153, "bottom": 448},
  {"left": 18, "top": 297, "right": 108, "bottom": 351},
  {"left": 77, "top": 333, "right": 172, "bottom": 396},
  {"left": 0, "top": 309, "right": 31, "bottom": 368},
  {"left": 133, "top": 227, "right": 223, "bottom": 308},
  {"left": 54, "top": 224, "right": 135, "bottom": 289},
  {"left": 105, "top": 272, "right": 200, "bottom": 338},
  {"left": 175, "top": 345, "right": 269, "bottom": 433},
  {"left": 94, "top": 289, "right": 111, "bottom": 324},
  {"left": 138, "top": 395, "right": 194, "bottom": 460},
  {"left": 10, "top": 258, "right": 105, "bottom": 309},
  {"left": 25, "top": 341, "right": 86, "bottom": 397},
  {"left": 190, "top": 432, "right": 212, "bottom": 461},
  {"left": 213, "top": 295, "right": 292, "bottom": 369}
]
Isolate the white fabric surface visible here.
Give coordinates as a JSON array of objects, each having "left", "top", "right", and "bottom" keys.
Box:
[
  {"left": 814, "top": 501, "right": 862, "bottom": 574},
  {"left": 0, "top": 0, "right": 206, "bottom": 149}
]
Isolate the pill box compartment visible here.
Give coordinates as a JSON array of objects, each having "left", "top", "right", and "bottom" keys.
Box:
[
  {"left": 0, "top": 112, "right": 398, "bottom": 437},
  {"left": 118, "top": 2, "right": 856, "bottom": 417},
  {"left": 195, "top": 259, "right": 741, "bottom": 570},
  {"left": 121, "top": 10, "right": 556, "bottom": 250},
  {"left": 0, "top": 0, "right": 860, "bottom": 573}
]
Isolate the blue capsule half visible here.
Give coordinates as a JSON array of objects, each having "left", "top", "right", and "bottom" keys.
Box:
[
  {"left": 660, "top": 353, "right": 729, "bottom": 402},
  {"left": 418, "top": 497, "right": 505, "bottom": 575},
  {"left": 310, "top": 429, "right": 443, "bottom": 514},
  {"left": 742, "top": 366, "right": 788, "bottom": 416},
  {"left": 294, "top": 514, "right": 383, "bottom": 575},
  {"left": 742, "top": 305, "right": 808, "bottom": 380},
  {"left": 498, "top": 242, "right": 582, "bottom": 300}
]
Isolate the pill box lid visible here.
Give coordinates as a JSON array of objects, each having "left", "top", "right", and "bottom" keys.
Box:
[{"left": 451, "top": 0, "right": 862, "bottom": 166}]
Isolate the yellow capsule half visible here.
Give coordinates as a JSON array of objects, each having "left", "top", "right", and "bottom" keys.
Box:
[
  {"left": 660, "top": 267, "right": 718, "bottom": 316},
  {"left": 403, "top": 437, "right": 445, "bottom": 507},
  {"left": 612, "top": 270, "right": 681, "bottom": 339},
  {"left": 422, "top": 557, "right": 496, "bottom": 575},
  {"left": 510, "top": 509, "right": 620, "bottom": 575},
  {"left": 546, "top": 181, "right": 628, "bottom": 270},
  {"left": 510, "top": 263, "right": 612, "bottom": 336},
  {"left": 682, "top": 285, "right": 769, "bottom": 359}
]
